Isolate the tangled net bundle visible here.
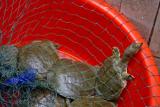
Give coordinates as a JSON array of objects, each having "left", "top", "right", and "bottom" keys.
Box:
[{"left": 0, "top": 45, "right": 52, "bottom": 106}]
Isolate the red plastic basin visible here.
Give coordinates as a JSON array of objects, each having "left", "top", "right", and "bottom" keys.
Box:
[{"left": 0, "top": 0, "right": 160, "bottom": 107}]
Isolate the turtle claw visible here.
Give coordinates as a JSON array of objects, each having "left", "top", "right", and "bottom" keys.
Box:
[
  {"left": 125, "top": 74, "right": 135, "bottom": 80},
  {"left": 134, "top": 43, "right": 143, "bottom": 49},
  {"left": 122, "top": 72, "right": 135, "bottom": 80}
]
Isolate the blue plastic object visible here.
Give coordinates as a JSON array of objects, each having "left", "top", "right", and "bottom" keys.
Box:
[{"left": 2, "top": 68, "right": 37, "bottom": 87}]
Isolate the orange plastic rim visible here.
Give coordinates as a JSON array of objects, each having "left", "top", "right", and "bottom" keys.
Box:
[{"left": 0, "top": 0, "right": 159, "bottom": 106}]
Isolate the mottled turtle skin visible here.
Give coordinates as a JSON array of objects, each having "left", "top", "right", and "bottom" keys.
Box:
[
  {"left": 70, "top": 96, "right": 116, "bottom": 107},
  {"left": 18, "top": 40, "right": 59, "bottom": 80},
  {"left": 0, "top": 45, "right": 19, "bottom": 78},
  {"left": 96, "top": 43, "right": 142, "bottom": 101},
  {"left": 30, "top": 89, "right": 54, "bottom": 107},
  {"left": 54, "top": 95, "right": 67, "bottom": 107},
  {"left": 50, "top": 59, "right": 98, "bottom": 99},
  {"left": 30, "top": 89, "right": 67, "bottom": 107}
]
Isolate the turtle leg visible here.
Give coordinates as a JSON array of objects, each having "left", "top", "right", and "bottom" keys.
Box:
[
  {"left": 112, "top": 47, "right": 120, "bottom": 58},
  {"left": 66, "top": 98, "right": 71, "bottom": 107}
]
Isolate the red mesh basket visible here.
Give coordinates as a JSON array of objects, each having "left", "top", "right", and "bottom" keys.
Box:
[{"left": 0, "top": 0, "right": 160, "bottom": 107}]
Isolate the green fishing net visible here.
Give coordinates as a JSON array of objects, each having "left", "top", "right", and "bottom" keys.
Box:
[
  {"left": 0, "top": 45, "right": 18, "bottom": 80},
  {"left": 0, "top": 45, "right": 56, "bottom": 106}
]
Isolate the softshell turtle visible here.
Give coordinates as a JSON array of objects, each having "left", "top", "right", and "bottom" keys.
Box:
[
  {"left": 96, "top": 43, "right": 142, "bottom": 101},
  {"left": 16, "top": 89, "right": 67, "bottom": 107},
  {"left": 16, "top": 89, "right": 53, "bottom": 107},
  {"left": 50, "top": 59, "right": 98, "bottom": 100},
  {"left": 30, "top": 89, "right": 67, "bottom": 107},
  {"left": 0, "top": 45, "right": 19, "bottom": 79},
  {"left": 70, "top": 96, "right": 116, "bottom": 107},
  {"left": 18, "top": 40, "right": 59, "bottom": 80}
]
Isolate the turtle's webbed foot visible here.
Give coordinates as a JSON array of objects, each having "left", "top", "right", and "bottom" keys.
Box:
[{"left": 112, "top": 47, "right": 120, "bottom": 58}]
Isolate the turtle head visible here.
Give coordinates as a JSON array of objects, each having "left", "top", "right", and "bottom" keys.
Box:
[{"left": 122, "top": 43, "right": 142, "bottom": 63}]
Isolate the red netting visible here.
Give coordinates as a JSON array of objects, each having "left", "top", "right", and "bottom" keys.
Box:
[{"left": 0, "top": 0, "right": 160, "bottom": 107}]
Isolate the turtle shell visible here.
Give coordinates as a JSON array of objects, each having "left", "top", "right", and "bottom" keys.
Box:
[
  {"left": 50, "top": 59, "right": 98, "bottom": 99},
  {"left": 95, "top": 48, "right": 126, "bottom": 101},
  {"left": 96, "top": 43, "right": 141, "bottom": 101},
  {"left": 70, "top": 96, "right": 116, "bottom": 107},
  {"left": 18, "top": 40, "right": 59, "bottom": 80},
  {"left": 16, "top": 89, "right": 67, "bottom": 107}
]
